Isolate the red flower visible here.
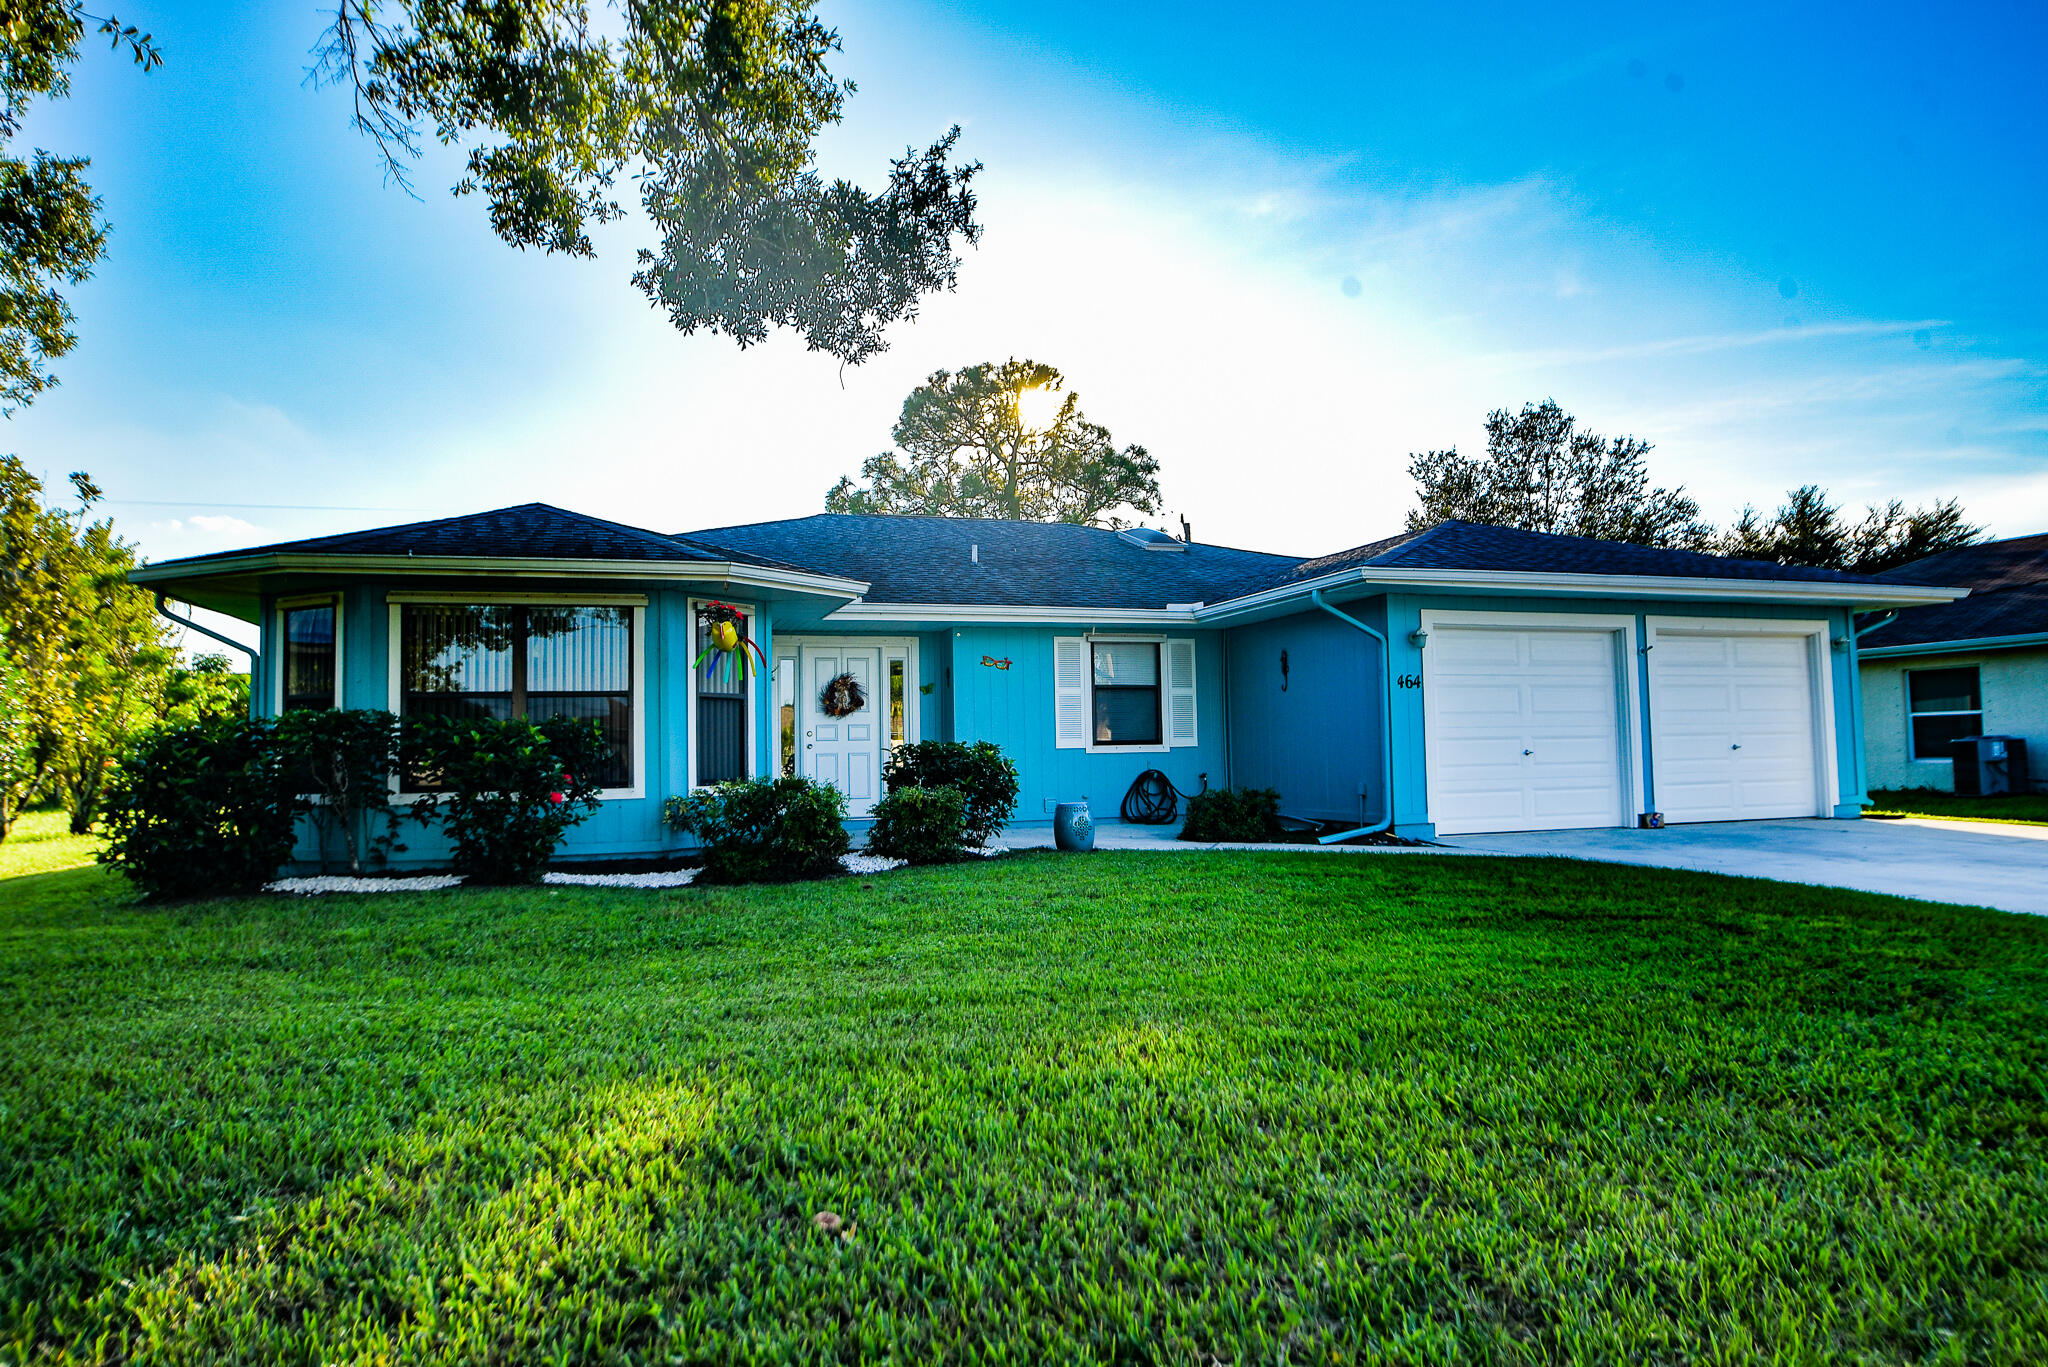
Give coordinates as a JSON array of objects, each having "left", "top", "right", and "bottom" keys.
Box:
[{"left": 549, "top": 791, "right": 565, "bottom": 804}]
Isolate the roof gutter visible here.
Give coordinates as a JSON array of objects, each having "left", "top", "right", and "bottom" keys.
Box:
[
  {"left": 1308, "top": 589, "right": 1396, "bottom": 841},
  {"left": 129, "top": 553, "right": 869, "bottom": 600},
  {"left": 154, "top": 593, "right": 257, "bottom": 665},
  {"left": 1857, "top": 629, "right": 2048, "bottom": 660}
]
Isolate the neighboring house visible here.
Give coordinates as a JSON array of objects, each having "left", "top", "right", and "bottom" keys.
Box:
[
  {"left": 1856, "top": 533, "right": 2048, "bottom": 793},
  {"left": 134, "top": 505, "right": 1962, "bottom": 863}
]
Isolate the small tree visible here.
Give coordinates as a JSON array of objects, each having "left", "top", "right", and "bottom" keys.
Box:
[
  {"left": 276, "top": 709, "right": 403, "bottom": 875},
  {"left": 163, "top": 653, "right": 250, "bottom": 727},
  {"left": 827, "top": 360, "right": 1163, "bottom": 527},
  {"left": 1406, "top": 400, "right": 1710, "bottom": 549}
]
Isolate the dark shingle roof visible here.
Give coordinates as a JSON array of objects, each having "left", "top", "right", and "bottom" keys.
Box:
[
  {"left": 681, "top": 514, "right": 1303, "bottom": 609},
  {"left": 142, "top": 503, "right": 813, "bottom": 574},
  {"left": 1859, "top": 533, "right": 2048, "bottom": 650},
  {"left": 1288, "top": 519, "right": 1915, "bottom": 586}
]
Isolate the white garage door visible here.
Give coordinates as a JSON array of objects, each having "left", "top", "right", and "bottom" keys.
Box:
[
  {"left": 1426, "top": 626, "right": 1627, "bottom": 835},
  {"left": 1648, "top": 632, "right": 1821, "bottom": 823}
]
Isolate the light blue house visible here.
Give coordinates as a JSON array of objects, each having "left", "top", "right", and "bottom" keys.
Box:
[{"left": 135, "top": 505, "right": 1963, "bottom": 862}]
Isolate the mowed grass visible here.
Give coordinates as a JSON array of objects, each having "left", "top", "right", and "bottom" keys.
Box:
[
  {"left": 1867, "top": 787, "right": 2048, "bottom": 826},
  {"left": 3, "top": 854, "right": 2047, "bottom": 1364},
  {"left": 0, "top": 808, "right": 99, "bottom": 880}
]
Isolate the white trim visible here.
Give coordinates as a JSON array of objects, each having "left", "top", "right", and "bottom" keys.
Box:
[
  {"left": 1080, "top": 634, "right": 1177, "bottom": 755},
  {"left": 275, "top": 593, "right": 345, "bottom": 713},
  {"left": 136, "top": 554, "right": 866, "bottom": 599},
  {"left": 1860, "top": 631, "right": 2048, "bottom": 659},
  {"left": 1644, "top": 614, "right": 1838, "bottom": 817},
  {"left": 1194, "top": 566, "right": 1967, "bottom": 625},
  {"left": 386, "top": 596, "right": 648, "bottom": 803},
  {"left": 1418, "top": 609, "right": 1646, "bottom": 832},
  {"left": 387, "top": 590, "right": 647, "bottom": 606},
  {"left": 833, "top": 601, "right": 1199, "bottom": 626}
]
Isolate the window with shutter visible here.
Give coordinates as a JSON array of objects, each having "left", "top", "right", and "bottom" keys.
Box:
[{"left": 1166, "top": 638, "right": 1198, "bottom": 747}]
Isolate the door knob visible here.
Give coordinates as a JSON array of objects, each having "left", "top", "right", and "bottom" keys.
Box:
[
  {"left": 1523, "top": 749, "right": 1533, "bottom": 756},
  {"left": 1731, "top": 743, "right": 1742, "bottom": 750}
]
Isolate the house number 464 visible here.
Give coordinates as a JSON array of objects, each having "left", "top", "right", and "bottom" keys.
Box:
[{"left": 1396, "top": 673, "right": 1423, "bottom": 689}]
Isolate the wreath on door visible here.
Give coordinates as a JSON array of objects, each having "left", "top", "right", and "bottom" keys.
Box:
[{"left": 820, "top": 672, "right": 867, "bottom": 717}]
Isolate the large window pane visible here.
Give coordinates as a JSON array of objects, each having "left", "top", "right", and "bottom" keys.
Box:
[
  {"left": 1908, "top": 667, "right": 1981, "bottom": 715},
  {"left": 1092, "top": 641, "right": 1159, "bottom": 686},
  {"left": 282, "top": 604, "right": 336, "bottom": 711},
  {"left": 1913, "top": 713, "right": 1980, "bottom": 761},
  {"left": 694, "top": 607, "right": 748, "bottom": 783},
  {"left": 400, "top": 603, "right": 631, "bottom": 789}
]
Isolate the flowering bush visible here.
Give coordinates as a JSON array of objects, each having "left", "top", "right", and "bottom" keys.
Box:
[
  {"left": 663, "top": 776, "right": 849, "bottom": 883},
  {"left": 401, "top": 715, "right": 609, "bottom": 884}
]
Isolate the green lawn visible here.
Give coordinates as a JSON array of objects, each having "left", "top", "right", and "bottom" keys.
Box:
[
  {"left": 1867, "top": 787, "right": 2048, "bottom": 826},
  {"left": 3, "top": 854, "right": 2046, "bottom": 1363},
  {"left": 0, "top": 807, "right": 99, "bottom": 880}
]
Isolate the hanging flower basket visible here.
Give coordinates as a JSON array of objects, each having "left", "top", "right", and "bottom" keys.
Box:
[
  {"left": 692, "top": 601, "right": 766, "bottom": 681},
  {"left": 820, "top": 671, "right": 867, "bottom": 717}
]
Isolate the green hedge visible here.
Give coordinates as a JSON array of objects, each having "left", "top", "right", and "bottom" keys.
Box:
[{"left": 663, "top": 776, "right": 850, "bottom": 883}]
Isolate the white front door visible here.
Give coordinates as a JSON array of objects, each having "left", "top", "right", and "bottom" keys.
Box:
[
  {"left": 1425, "top": 625, "right": 1629, "bottom": 835},
  {"left": 801, "top": 642, "right": 885, "bottom": 817},
  {"left": 1649, "top": 631, "right": 1821, "bottom": 823}
]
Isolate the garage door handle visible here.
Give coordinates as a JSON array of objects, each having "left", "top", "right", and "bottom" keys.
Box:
[
  {"left": 1522, "top": 749, "right": 1533, "bottom": 756},
  {"left": 1731, "top": 743, "right": 1742, "bottom": 750}
]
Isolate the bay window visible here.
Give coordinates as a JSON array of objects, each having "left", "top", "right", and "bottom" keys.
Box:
[
  {"left": 281, "top": 600, "right": 338, "bottom": 711},
  {"left": 399, "top": 602, "right": 634, "bottom": 789}
]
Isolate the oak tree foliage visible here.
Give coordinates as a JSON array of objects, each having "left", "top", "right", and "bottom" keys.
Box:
[
  {"left": 1405, "top": 400, "right": 1711, "bottom": 549},
  {"left": 1716, "top": 485, "right": 1983, "bottom": 576},
  {"left": 314, "top": 0, "right": 982, "bottom": 364},
  {"left": 0, "top": 1, "right": 159, "bottom": 410},
  {"left": 826, "top": 359, "right": 1163, "bottom": 527}
]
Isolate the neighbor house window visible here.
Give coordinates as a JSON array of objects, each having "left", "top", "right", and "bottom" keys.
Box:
[
  {"left": 1092, "top": 641, "right": 1162, "bottom": 746},
  {"left": 282, "top": 602, "right": 337, "bottom": 711},
  {"left": 693, "top": 606, "right": 749, "bottom": 785},
  {"left": 1908, "top": 666, "right": 1983, "bottom": 761},
  {"left": 400, "top": 603, "right": 632, "bottom": 788}
]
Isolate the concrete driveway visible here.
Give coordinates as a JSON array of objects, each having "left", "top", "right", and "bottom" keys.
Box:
[{"left": 1440, "top": 817, "right": 2048, "bottom": 916}]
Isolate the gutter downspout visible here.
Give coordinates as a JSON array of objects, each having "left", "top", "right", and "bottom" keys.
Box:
[
  {"left": 154, "top": 592, "right": 259, "bottom": 666},
  {"left": 1842, "top": 610, "right": 1898, "bottom": 809},
  {"left": 1309, "top": 588, "right": 1397, "bottom": 842}
]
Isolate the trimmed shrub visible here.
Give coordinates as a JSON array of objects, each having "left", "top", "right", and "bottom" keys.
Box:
[
  {"left": 881, "top": 741, "right": 1019, "bottom": 846},
  {"left": 98, "top": 716, "right": 300, "bottom": 898},
  {"left": 402, "top": 715, "right": 609, "bottom": 885},
  {"left": 664, "top": 776, "right": 850, "bottom": 883},
  {"left": 1179, "top": 786, "right": 1283, "bottom": 843},
  {"left": 867, "top": 785, "right": 968, "bottom": 865},
  {"left": 275, "top": 708, "right": 403, "bottom": 875}
]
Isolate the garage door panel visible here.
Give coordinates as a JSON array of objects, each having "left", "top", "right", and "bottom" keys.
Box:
[
  {"left": 1427, "top": 626, "right": 1627, "bottom": 835},
  {"left": 1436, "top": 632, "right": 1523, "bottom": 667},
  {"left": 1649, "top": 630, "right": 1822, "bottom": 824}
]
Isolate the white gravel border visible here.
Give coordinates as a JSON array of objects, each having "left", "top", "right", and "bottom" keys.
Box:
[{"left": 262, "top": 849, "right": 975, "bottom": 895}]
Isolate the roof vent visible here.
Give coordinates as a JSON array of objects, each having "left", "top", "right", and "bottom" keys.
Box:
[{"left": 1117, "top": 526, "right": 1186, "bottom": 552}]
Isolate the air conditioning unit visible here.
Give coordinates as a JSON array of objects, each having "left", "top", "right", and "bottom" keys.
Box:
[{"left": 1949, "top": 735, "right": 2030, "bottom": 797}]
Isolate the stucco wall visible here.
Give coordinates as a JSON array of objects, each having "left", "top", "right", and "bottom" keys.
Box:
[{"left": 1860, "top": 646, "right": 2048, "bottom": 793}]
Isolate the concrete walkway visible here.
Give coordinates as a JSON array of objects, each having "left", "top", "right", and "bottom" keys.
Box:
[
  {"left": 1441, "top": 817, "right": 2048, "bottom": 916},
  {"left": 990, "top": 816, "right": 2048, "bottom": 916}
]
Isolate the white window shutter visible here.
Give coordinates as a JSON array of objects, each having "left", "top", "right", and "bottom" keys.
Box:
[
  {"left": 1054, "top": 636, "right": 1088, "bottom": 749},
  {"left": 1166, "top": 638, "right": 1198, "bottom": 747}
]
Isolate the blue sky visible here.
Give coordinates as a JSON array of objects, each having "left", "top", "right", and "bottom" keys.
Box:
[{"left": 8, "top": 0, "right": 2046, "bottom": 652}]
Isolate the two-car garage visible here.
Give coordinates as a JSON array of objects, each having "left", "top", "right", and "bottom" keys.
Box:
[{"left": 1421, "top": 611, "right": 1836, "bottom": 835}]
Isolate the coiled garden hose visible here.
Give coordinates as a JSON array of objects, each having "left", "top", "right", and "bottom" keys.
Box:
[{"left": 1120, "top": 769, "right": 1207, "bottom": 825}]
